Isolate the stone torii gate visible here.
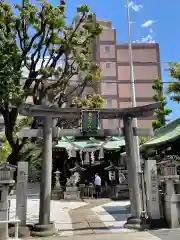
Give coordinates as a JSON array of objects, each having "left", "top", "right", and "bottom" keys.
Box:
[{"left": 18, "top": 102, "right": 160, "bottom": 236}]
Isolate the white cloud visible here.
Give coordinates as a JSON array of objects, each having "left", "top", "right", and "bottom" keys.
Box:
[
  {"left": 125, "top": 1, "right": 143, "bottom": 12},
  {"left": 133, "top": 34, "right": 157, "bottom": 43},
  {"left": 133, "top": 26, "right": 157, "bottom": 43},
  {"left": 141, "top": 20, "right": 157, "bottom": 28},
  {"left": 141, "top": 34, "right": 156, "bottom": 42}
]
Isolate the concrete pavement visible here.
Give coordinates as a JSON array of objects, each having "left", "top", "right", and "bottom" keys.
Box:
[
  {"left": 59, "top": 199, "right": 133, "bottom": 236},
  {"left": 68, "top": 199, "right": 110, "bottom": 236},
  {"left": 9, "top": 197, "right": 180, "bottom": 239},
  {"left": 150, "top": 229, "right": 180, "bottom": 240},
  {"left": 29, "top": 229, "right": 180, "bottom": 240},
  {"left": 33, "top": 231, "right": 162, "bottom": 240}
]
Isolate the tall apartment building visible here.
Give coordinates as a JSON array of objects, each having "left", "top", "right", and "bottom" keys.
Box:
[{"left": 91, "top": 18, "right": 161, "bottom": 130}]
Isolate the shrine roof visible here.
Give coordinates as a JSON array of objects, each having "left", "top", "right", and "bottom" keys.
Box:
[
  {"left": 54, "top": 136, "right": 125, "bottom": 150},
  {"left": 140, "top": 118, "right": 180, "bottom": 151}
]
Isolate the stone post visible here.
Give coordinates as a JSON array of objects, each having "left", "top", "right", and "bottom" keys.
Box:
[
  {"left": 144, "top": 160, "right": 160, "bottom": 220},
  {"left": 0, "top": 186, "right": 9, "bottom": 239},
  {"left": 16, "top": 161, "right": 28, "bottom": 225}
]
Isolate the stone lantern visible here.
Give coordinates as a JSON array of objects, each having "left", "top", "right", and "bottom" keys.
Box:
[
  {"left": 157, "top": 160, "right": 179, "bottom": 210},
  {"left": 0, "top": 164, "right": 16, "bottom": 184},
  {"left": 0, "top": 163, "right": 16, "bottom": 239},
  {"left": 51, "top": 170, "right": 64, "bottom": 200},
  {"left": 164, "top": 163, "right": 177, "bottom": 176},
  {"left": 159, "top": 161, "right": 179, "bottom": 179}
]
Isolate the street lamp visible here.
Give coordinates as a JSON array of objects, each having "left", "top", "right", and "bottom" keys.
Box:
[
  {"left": 125, "top": 0, "right": 143, "bottom": 217},
  {"left": 125, "top": 0, "right": 142, "bottom": 172}
]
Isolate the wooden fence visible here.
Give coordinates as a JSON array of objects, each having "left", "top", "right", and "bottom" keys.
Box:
[{"left": 79, "top": 184, "right": 129, "bottom": 199}]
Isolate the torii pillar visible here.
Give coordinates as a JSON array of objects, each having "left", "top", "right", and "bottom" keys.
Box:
[
  {"left": 31, "top": 116, "right": 55, "bottom": 237},
  {"left": 123, "top": 117, "right": 142, "bottom": 226}
]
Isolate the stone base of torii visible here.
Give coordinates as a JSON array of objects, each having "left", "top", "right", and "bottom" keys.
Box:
[{"left": 17, "top": 102, "right": 160, "bottom": 236}]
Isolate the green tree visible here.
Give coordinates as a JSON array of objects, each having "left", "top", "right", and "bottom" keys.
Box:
[
  {"left": 73, "top": 94, "right": 104, "bottom": 109},
  {"left": 167, "top": 62, "right": 180, "bottom": 103},
  {"left": 0, "top": 0, "right": 103, "bottom": 165},
  {"left": 0, "top": 138, "right": 12, "bottom": 163},
  {"left": 152, "top": 77, "right": 172, "bottom": 130},
  {"left": 0, "top": 116, "right": 37, "bottom": 164}
]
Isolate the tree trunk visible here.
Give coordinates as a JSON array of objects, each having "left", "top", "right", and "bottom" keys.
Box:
[
  {"left": 3, "top": 106, "right": 22, "bottom": 165},
  {"left": 7, "top": 148, "right": 20, "bottom": 165}
]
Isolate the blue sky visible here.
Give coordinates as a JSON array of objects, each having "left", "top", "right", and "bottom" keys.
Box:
[
  {"left": 65, "top": 0, "right": 180, "bottom": 119},
  {"left": 11, "top": 0, "right": 180, "bottom": 119},
  {"left": 66, "top": 0, "right": 180, "bottom": 119}
]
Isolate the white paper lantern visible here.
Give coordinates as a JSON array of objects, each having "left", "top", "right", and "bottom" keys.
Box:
[{"left": 108, "top": 171, "right": 115, "bottom": 181}]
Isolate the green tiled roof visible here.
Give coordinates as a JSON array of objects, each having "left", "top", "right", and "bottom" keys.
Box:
[
  {"left": 140, "top": 118, "right": 180, "bottom": 150},
  {"left": 54, "top": 136, "right": 125, "bottom": 150}
]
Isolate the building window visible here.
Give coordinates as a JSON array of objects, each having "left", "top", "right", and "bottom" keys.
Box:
[
  {"left": 105, "top": 82, "right": 111, "bottom": 88},
  {"left": 105, "top": 99, "right": 112, "bottom": 108},
  {"left": 104, "top": 46, "right": 110, "bottom": 53},
  {"left": 106, "top": 62, "right": 111, "bottom": 68}
]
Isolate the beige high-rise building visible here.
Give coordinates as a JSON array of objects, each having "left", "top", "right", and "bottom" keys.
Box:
[{"left": 90, "top": 18, "right": 161, "bottom": 130}]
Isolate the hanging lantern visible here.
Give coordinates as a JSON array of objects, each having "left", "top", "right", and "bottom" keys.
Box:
[
  {"left": 71, "top": 148, "right": 76, "bottom": 158},
  {"left": 91, "top": 152, "right": 95, "bottom": 164},
  {"left": 98, "top": 147, "right": 104, "bottom": 159},
  {"left": 67, "top": 148, "right": 72, "bottom": 159},
  {"left": 105, "top": 164, "right": 119, "bottom": 181},
  {"left": 118, "top": 170, "right": 126, "bottom": 184},
  {"left": 108, "top": 171, "right": 116, "bottom": 181},
  {"left": 79, "top": 150, "right": 83, "bottom": 164},
  {"left": 84, "top": 151, "right": 90, "bottom": 165}
]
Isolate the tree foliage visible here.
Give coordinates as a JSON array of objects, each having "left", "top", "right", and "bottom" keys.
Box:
[
  {"left": 73, "top": 94, "right": 104, "bottom": 109},
  {"left": 152, "top": 77, "right": 172, "bottom": 130},
  {"left": 167, "top": 62, "right": 180, "bottom": 103},
  {"left": 0, "top": 138, "right": 11, "bottom": 163},
  {"left": 0, "top": 0, "right": 103, "bottom": 165},
  {"left": 0, "top": 116, "right": 40, "bottom": 164}
]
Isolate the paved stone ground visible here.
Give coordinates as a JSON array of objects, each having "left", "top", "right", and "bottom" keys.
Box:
[
  {"left": 9, "top": 198, "right": 134, "bottom": 237},
  {"left": 60, "top": 199, "right": 133, "bottom": 236},
  {"left": 67, "top": 199, "right": 111, "bottom": 236},
  {"left": 150, "top": 229, "right": 180, "bottom": 240},
  {"left": 9, "top": 198, "right": 87, "bottom": 233},
  {"left": 91, "top": 199, "right": 133, "bottom": 233},
  {"left": 23, "top": 229, "right": 180, "bottom": 240},
  {"left": 10, "top": 229, "right": 180, "bottom": 240},
  {"left": 29, "top": 231, "right": 163, "bottom": 240},
  {"left": 10, "top": 197, "right": 180, "bottom": 240}
]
